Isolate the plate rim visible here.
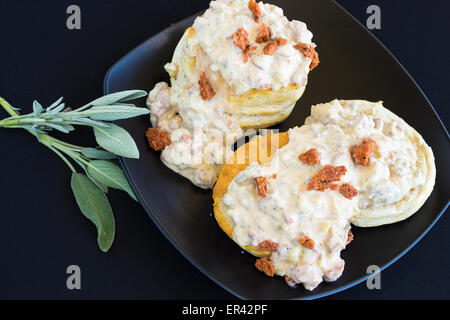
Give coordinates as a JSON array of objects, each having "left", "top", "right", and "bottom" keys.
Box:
[{"left": 103, "top": 1, "right": 450, "bottom": 300}]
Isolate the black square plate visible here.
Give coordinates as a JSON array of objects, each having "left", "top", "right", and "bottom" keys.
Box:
[{"left": 103, "top": 0, "right": 449, "bottom": 299}]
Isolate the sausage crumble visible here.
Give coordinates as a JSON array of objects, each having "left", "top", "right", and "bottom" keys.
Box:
[
  {"left": 298, "top": 148, "right": 320, "bottom": 165},
  {"left": 258, "top": 240, "right": 278, "bottom": 252},
  {"left": 145, "top": 128, "right": 170, "bottom": 151},
  {"left": 255, "top": 256, "right": 275, "bottom": 277},
  {"left": 244, "top": 45, "right": 257, "bottom": 62},
  {"left": 306, "top": 165, "right": 347, "bottom": 191},
  {"left": 294, "top": 43, "right": 320, "bottom": 70},
  {"left": 346, "top": 230, "right": 354, "bottom": 245},
  {"left": 263, "top": 41, "right": 278, "bottom": 55},
  {"left": 353, "top": 138, "right": 377, "bottom": 165},
  {"left": 198, "top": 72, "right": 216, "bottom": 100},
  {"left": 276, "top": 37, "right": 287, "bottom": 46},
  {"left": 255, "top": 23, "right": 271, "bottom": 43},
  {"left": 255, "top": 176, "right": 268, "bottom": 198},
  {"left": 298, "top": 235, "right": 315, "bottom": 250},
  {"left": 233, "top": 27, "right": 257, "bottom": 62},
  {"left": 339, "top": 183, "right": 358, "bottom": 200},
  {"left": 284, "top": 276, "right": 296, "bottom": 286},
  {"left": 232, "top": 27, "right": 250, "bottom": 51},
  {"left": 248, "top": 0, "right": 262, "bottom": 22}
]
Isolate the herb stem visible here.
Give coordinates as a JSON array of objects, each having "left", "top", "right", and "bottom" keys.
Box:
[
  {"left": 0, "top": 118, "right": 101, "bottom": 129},
  {"left": 62, "top": 121, "right": 103, "bottom": 128},
  {"left": 46, "top": 144, "right": 77, "bottom": 173},
  {"left": 34, "top": 134, "right": 76, "bottom": 173},
  {"left": 74, "top": 104, "right": 92, "bottom": 112},
  {"left": 47, "top": 136, "right": 83, "bottom": 150},
  {"left": 63, "top": 147, "right": 88, "bottom": 165},
  {"left": 0, "top": 118, "right": 20, "bottom": 127},
  {"left": 0, "top": 97, "right": 20, "bottom": 117},
  {"left": 51, "top": 141, "right": 88, "bottom": 168}
]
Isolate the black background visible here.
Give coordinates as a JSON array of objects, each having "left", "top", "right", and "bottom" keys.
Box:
[{"left": 0, "top": 0, "right": 448, "bottom": 299}]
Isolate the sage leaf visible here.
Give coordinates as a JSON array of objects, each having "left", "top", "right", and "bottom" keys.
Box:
[
  {"left": 47, "top": 97, "right": 63, "bottom": 111},
  {"left": 44, "top": 123, "right": 75, "bottom": 133},
  {"left": 88, "top": 90, "right": 147, "bottom": 106},
  {"left": 86, "top": 160, "right": 137, "bottom": 201},
  {"left": 93, "top": 123, "right": 139, "bottom": 159},
  {"left": 33, "top": 100, "right": 43, "bottom": 115},
  {"left": 45, "top": 103, "right": 66, "bottom": 115},
  {"left": 71, "top": 173, "right": 115, "bottom": 252},
  {"left": 86, "top": 170, "right": 109, "bottom": 193},
  {"left": 79, "top": 105, "right": 149, "bottom": 121},
  {"left": 70, "top": 117, "right": 110, "bottom": 128},
  {"left": 81, "top": 147, "right": 117, "bottom": 160}
]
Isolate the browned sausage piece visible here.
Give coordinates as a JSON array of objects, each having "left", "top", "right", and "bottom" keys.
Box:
[
  {"left": 198, "top": 72, "right": 215, "bottom": 100},
  {"left": 255, "top": 23, "right": 271, "bottom": 43},
  {"left": 298, "top": 235, "right": 315, "bottom": 250},
  {"left": 294, "top": 43, "right": 320, "bottom": 70},
  {"left": 276, "top": 37, "right": 287, "bottom": 46},
  {"left": 232, "top": 27, "right": 250, "bottom": 51},
  {"left": 284, "top": 276, "right": 296, "bottom": 286},
  {"left": 328, "top": 184, "right": 339, "bottom": 191},
  {"left": 353, "top": 138, "right": 377, "bottom": 165},
  {"left": 263, "top": 41, "right": 278, "bottom": 55},
  {"left": 298, "top": 148, "right": 320, "bottom": 165},
  {"left": 258, "top": 240, "right": 278, "bottom": 252},
  {"left": 145, "top": 128, "right": 170, "bottom": 151},
  {"left": 255, "top": 256, "right": 275, "bottom": 277},
  {"left": 243, "top": 45, "right": 257, "bottom": 63},
  {"left": 248, "top": 0, "right": 261, "bottom": 22},
  {"left": 306, "top": 165, "right": 347, "bottom": 191},
  {"left": 255, "top": 176, "right": 268, "bottom": 198},
  {"left": 339, "top": 183, "right": 358, "bottom": 200},
  {"left": 346, "top": 230, "right": 354, "bottom": 245}
]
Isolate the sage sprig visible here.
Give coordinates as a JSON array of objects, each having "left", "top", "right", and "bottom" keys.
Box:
[{"left": 0, "top": 90, "right": 149, "bottom": 252}]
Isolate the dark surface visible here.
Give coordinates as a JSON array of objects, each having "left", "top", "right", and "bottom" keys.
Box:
[{"left": 0, "top": 0, "right": 448, "bottom": 299}]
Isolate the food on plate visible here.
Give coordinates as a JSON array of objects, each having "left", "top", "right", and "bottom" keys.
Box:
[
  {"left": 213, "top": 99, "right": 435, "bottom": 290},
  {"left": 146, "top": 0, "right": 319, "bottom": 188},
  {"left": 305, "top": 100, "right": 436, "bottom": 227}
]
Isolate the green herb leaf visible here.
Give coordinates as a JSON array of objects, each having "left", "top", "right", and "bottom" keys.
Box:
[
  {"left": 45, "top": 123, "right": 75, "bottom": 133},
  {"left": 1, "top": 91, "right": 150, "bottom": 253},
  {"left": 78, "top": 105, "right": 149, "bottom": 121},
  {"left": 33, "top": 101, "right": 43, "bottom": 115},
  {"left": 70, "top": 117, "right": 110, "bottom": 128},
  {"left": 47, "top": 97, "right": 64, "bottom": 111},
  {"left": 70, "top": 173, "right": 115, "bottom": 252},
  {"left": 45, "top": 103, "right": 66, "bottom": 115},
  {"left": 86, "top": 160, "right": 137, "bottom": 201},
  {"left": 88, "top": 90, "right": 148, "bottom": 106},
  {"left": 81, "top": 147, "right": 117, "bottom": 160},
  {"left": 86, "top": 170, "right": 109, "bottom": 193},
  {"left": 93, "top": 123, "right": 139, "bottom": 159}
]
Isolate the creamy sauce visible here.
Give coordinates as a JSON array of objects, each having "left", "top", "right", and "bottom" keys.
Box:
[
  {"left": 305, "top": 100, "right": 426, "bottom": 211},
  {"left": 193, "top": 0, "right": 313, "bottom": 94},
  {"left": 147, "top": 0, "right": 316, "bottom": 188},
  {"left": 223, "top": 100, "right": 426, "bottom": 290}
]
